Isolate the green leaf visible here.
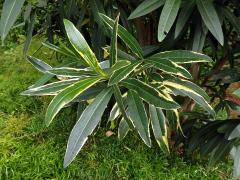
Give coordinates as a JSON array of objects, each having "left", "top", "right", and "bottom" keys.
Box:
[
  {"left": 231, "top": 146, "right": 240, "bottom": 180},
  {"left": 222, "top": 7, "right": 240, "bottom": 36},
  {"left": 77, "top": 84, "right": 107, "bottom": 101},
  {"left": 108, "top": 103, "right": 121, "bottom": 122},
  {"left": 23, "top": 11, "right": 35, "bottom": 56},
  {"left": 192, "top": 22, "right": 208, "bottom": 52},
  {"left": 45, "top": 77, "right": 102, "bottom": 126},
  {"left": 128, "top": 0, "right": 165, "bottom": 19},
  {"left": 110, "top": 14, "right": 119, "bottom": 67},
  {"left": 196, "top": 0, "right": 224, "bottom": 45},
  {"left": 107, "top": 60, "right": 131, "bottom": 75},
  {"left": 149, "top": 50, "right": 212, "bottom": 64},
  {"left": 89, "top": 0, "right": 105, "bottom": 28},
  {"left": 118, "top": 118, "right": 130, "bottom": 140},
  {"left": 165, "top": 76, "right": 210, "bottom": 101},
  {"left": 127, "top": 90, "right": 151, "bottom": 147},
  {"left": 166, "top": 109, "right": 182, "bottom": 131},
  {"left": 188, "top": 121, "right": 223, "bottom": 152},
  {"left": 42, "top": 42, "right": 78, "bottom": 60},
  {"left": 104, "top": 46, "right": 137, "bottom": 61},
  {"left": 158, "top": 0, "right": 181, "bottom": 42},
  {"left": 21, "top": 79, "right": 79, "bottom": 96},
  {"left": 98, "top": 60, "right": 110, "bottom": 69},
  {"left": 149, "top": 105, "right": 169, "bottom": 153},
  {"left": 63, "top": 19, "right": 105, "bottom": 76},
  {"left": 76, "top": 101, "right": 87, "bottom": 120},
  {"left": 209, "top": 140, "right": 233, "bottom": 166},
  {"left": 99, "top": 13, "right": 143, "bottom": 58},
  {"left": 29, "top": 73, "right": 55, "bottom": 89},
  {"left": 0, "top": 0, "right": 25, "bottom": 44},
  {"left": 228, "top": 124, "right": 240, "bottom": 140},
  {"left": 26, "top": 56, "right": 52, "bottom": 73},
  {"left": 121, "top": 79, "right": 180, "bottom": 110},
  {"left": 64, "top": 88, "right": 113, "bottom": 167},
  {"left": 108, "top": 61, "right": 141, "bottom": 85},
  {"left": 200, "top": 135, "right": 222, "bottom": 157},
  {"left": 146, "top": 58, "right": 192, "bottom": 79},
  {"left": 48, "top": 67, "right": 95, "bottom": 77},
  {"left": 175, "top": 1, "right": 195, "bottom": 38},
  {"left": 113, "top": 85, "right": 131, "bottom": 125},
  {"left": 163, "top": 81, "right": 215, "bottom": 116}
]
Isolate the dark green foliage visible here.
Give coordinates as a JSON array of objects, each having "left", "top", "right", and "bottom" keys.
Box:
[
  {"left": 1, "top": 0, "right": 240, "bottom": 179},
  {"left": 21, "top": 16, "right": 213, "bottom": 167},
  {"left": 0, "top": 41, "right": 232, "bottom": 180}
]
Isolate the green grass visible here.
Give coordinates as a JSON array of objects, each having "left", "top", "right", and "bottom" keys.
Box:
[{"left": 0, "top": 40, "right": 233, "bottom": 179}]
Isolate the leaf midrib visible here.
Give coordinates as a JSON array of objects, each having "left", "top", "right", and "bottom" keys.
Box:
[
  {"left": 130, "top": 92, "right": 150, "bottom": 146},
  {"left": 123, "top": 80, "right": 170, "bottom": 103},
  {"left": 47, "top": 78, "right": 100, "bottom": 123},
  {"left": 109, "top": 62, "right": 139, "bottom": 84},
  {"left": 67, "top": 89, "right": 111, "bottom": 159},
  {"left": 30, "top": 79, "right": 79, "bottom": 93},
  {"left": 2, "top": 0, "right": 17, "bottom": 37}
]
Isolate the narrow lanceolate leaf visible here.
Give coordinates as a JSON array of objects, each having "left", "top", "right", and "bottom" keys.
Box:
[
  {"left": 128, "top": 0, "right": 165, "bottom": 19},
  {"left": 48, "top": 67, "right": 95, "bottom": 77},
  {"left": 146, "top": 58, "right": 192, "bottom": 79},
  {"left": 158, "top": 0, "right": 181, "bottom": 42},
  {"left": 64, "top": 88, "right": 113, "bottom": 167},
  {"left": 209, "top": 140, "right": 233, "bottom": 166},
  {"left": 222, "top": 7, "right": 240, "bottom": 36},
  {"left": 231, "top": 146, "right": 240, "bottom": 180},
  {"left": 196, "top": 0, "right": 224, "bottom": 45},
  {"left": 99, "top": 13, "right": 143, "bottom": 58},
  {"left": 77, "top": 84, "right": 107, "bottom": 101},
  {"left": 166, "top": 109, "right": 181, "bottom": 132},
  {"left": 149, "top": 105, "right": 169, "bottom": 153},
  {"left": 104, "top": 46, "right": 137, "bottom": 61},
  {"left": 149, "top": 50, "right": 212, "bottom": 64},
  {"left": 175, "top": 1, "right": 195, "bottom": 38},
  {"left": 128, "top": 90, "right": 151, "bottom": 147},
  {"left": 21, "top": 79, "right": 79, "bottom": 96},
  {"left": 121, "top": 79, "right": 180, "bottom": 110},
  {"left": 107, "top": 60, "right": 131, "bottom": 75},
  {"left": 45, "top": 77, "right": 101, "bottom": 126},
  {"left": 27, "top": 56, "right": 52, "bottom": 72},
  {"left": 118, "top": 118, "right": 130, "bottom": 140},
  {"left": 108, "top": 103, "right": 121, "bottom": 122},
  {"left": 113, "top": 85, "right": 130, "bottom": 124},
  {"left": 63, "top": 19, "right": 105, "bottom": 76},
  {"left": 89, "top": 0, "right": 105, "bottom": 28},
  {"left": 108, "top": 92, "right": 127, "bottom": 122},
  {"left": 76, "top": 101, "right": 87, "bottom": 120},
  {"left": 163, "top": 81, "right": 215, "bottom": 116},
  {"left": 110, "top": 14, "right": 119, "bottom": 67},
  {"left": 23, "top": 11, "right": 35, "bottom": 56},
  {"left": 166, "top": 76, "right": 210, "bottom": 101},
  {"left": 228, "top": 124, "right": 240, "bottom": 140},
  {"left": 192, "top": 22, "right": 208, "bottom": 52},
  {"left": 42, "top": 42, "right": 78, "bottom": 60},
  {"left": 0, "top": 0, "right": 25, "bottom": 43},
  {"left": 29, "top": 73, "right": 55, "bottom": 89},
  {"left": 108, "top": 61, "right": 141, "bottom": 85}
]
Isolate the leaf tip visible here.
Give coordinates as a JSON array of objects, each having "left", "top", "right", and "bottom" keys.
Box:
[
  {"left": 63, "top": 157, "right": 71, "bottom": 168},
  {"left": 128, "top": 14, "right": 134, "bottom": 20},
  {"left": 20, "top": 90, "right": 28, "bottom": 96}
]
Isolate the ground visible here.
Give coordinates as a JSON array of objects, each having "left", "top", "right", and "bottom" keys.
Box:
[{"left": 0, "top": 40, "right": 233, "bottom": 179}]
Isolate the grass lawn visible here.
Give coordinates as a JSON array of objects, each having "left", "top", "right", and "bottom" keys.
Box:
[{"left": 0, "top": 40, "right": 233, "bottom": 179}]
